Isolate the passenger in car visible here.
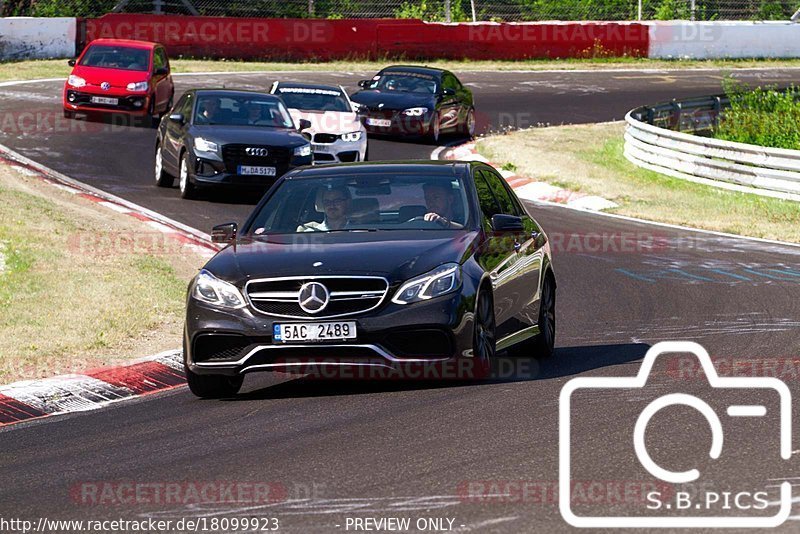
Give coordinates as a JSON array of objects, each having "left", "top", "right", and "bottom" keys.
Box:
[
  {"left": 297, "top": 186, "right": 352, "bottom": 232},
  {"left": 422, "top": 182, "right": 464, "bottom": 229}
]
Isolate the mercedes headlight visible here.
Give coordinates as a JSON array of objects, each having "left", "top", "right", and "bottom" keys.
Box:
[
  {"left": 192, "top": 269, "right": 246, "bottom": 309},
  {"left": 341, "top": 131, "right": 363, "bottom": 142},
  {"left": 126, "top": 81, "right": 148, "bottom": 92},
  {"left": 294, "top": 144, "right": 312, "bottom": 157},
  {"left": 402, "top": 107, "right": 428, "bottom": 117},
  {"left": 392, "top": 263, "right": 461, "bottom": 304},
  {"left": 67, "top": 75, "right": 86, "bottom": 88},
  {"left": 194, "top": 137, "right": 219, "bottom": 154}
]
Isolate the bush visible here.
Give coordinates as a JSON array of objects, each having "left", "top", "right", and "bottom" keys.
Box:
[{"left": 714, "top": 79, "right": 800, "bottom": 150}]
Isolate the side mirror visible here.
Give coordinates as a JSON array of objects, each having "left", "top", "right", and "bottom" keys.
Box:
[
  {"left": 298, "top": 118, "right": 312, "bottom": 131},
  {"left": 211, "top": 222, "right": 237, "bottom": 244},
  {"left": 168, "top": 113, "right": 184, "bottom": 123},
  {"left": 357, "top": 80, "right": 369, "bottom": 88},
  {"left": 491, "top": 214, "right": 524, "bottom": 233},
  {"left": 442, "top": 88, "right": 456, "bottom": 96},
  {"left": 154, "top": 66, "right": 169, "bottom": 76},
  {"left": 67, "top": 59, "right": 76, "bottom": 67}
]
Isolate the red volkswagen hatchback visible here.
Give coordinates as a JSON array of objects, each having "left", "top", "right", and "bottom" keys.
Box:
[{"left": 63, "top": 39, "right": 174, "bottom": 124}]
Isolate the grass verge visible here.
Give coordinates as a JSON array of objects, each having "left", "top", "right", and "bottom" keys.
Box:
[
  {"left": 3, "top": 57, "right": 800, "bottom": 82},
  {"left": 477, "top": 121, "right": 800, "bottom": 243},
  {"left": 0, "top": 163, "right": 205, "bottom": 384}
]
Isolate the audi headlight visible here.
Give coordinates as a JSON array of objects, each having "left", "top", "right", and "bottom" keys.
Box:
[
  {"left": 194, "top": 137, "right": 219, "bottom": 154},
  {"left": 67, "top": 75, "right": 86, "bottom": 88},
  {"left": 392, "top": 263, "right": 461, "bottom": 304},
  {"left": 126, "top": 81, "right": 148, "bottom": 92},
  {"left": 192, "top": 269, "right": 246, "bottom": 309},
  {"left": 294, "top": 144, "right": 312, "bottom": 157},
  {"left": 402, "top": 107, "right": 428, "bottom": 117},
  {"left": 341, "top": 131, "right": 363, "bottom": 142}
]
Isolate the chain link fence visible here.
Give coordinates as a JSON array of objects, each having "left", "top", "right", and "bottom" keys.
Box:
[{"left": 3, "top": 0, "right": 799, "bottom": 21}]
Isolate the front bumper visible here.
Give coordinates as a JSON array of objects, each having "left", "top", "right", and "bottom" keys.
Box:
[
  {"left": 190, "top": 151, "right": 312, "bottom": 188},
  {"left": 184, "top": 290, "right": 479, "bottom": 379},
  {"left": 361, "top": 111, "right": 431, "bottom": 137},
  {"left": 63, "top": 88, "right": 151, "bottom": 116},
  {"left": 311, "top": 136, "right": 368, "bottom": 164}
]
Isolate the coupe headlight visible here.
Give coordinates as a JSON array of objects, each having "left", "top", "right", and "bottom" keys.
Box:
[
  {"left": 126, "top": 81, "right": 148, "bottom": 92},
  {"left": 192, "top": 269, "right": 246, "bottom": 309},
  {"left": 341, "top": 131, "right": 363, "bottom": 142},
  {"left": 194, "top": 137, "right": 219, "bottom": 154},
  {"left": 402, "top": 107, "right": 428, "bottom": 117},
  {"left": 392, "top": 263, "right": 461, "bottom": 305},
  {"left": 294, "top": 144, "right": 312, "bottom": 157},
  {"left": 67, "top": 75, "right": 86, "bottom": 88}
]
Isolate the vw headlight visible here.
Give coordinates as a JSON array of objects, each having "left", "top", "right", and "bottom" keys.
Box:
[
  {"left": 402, "top": 107, "right": 428, "bottom": 117},
  {"left": 126, "top": 81, "right": 148, "bottom": 92},
  {"left": 341, "top": 131, "right": 363, "bottom": 142},
  {"left": 294, "top": 144, "right": 312, "bottom": 157},
  {"left": 392, "top": 263, "right": 461, "bottom": 304},
  {"left": 194, "top": 137, "right": 219, "bottom": 154},
  {"left": 67, "top": 75, "right": 86, "bottom": 88},
  {"left": 192, "top": 269, "right": 246, "bottom": 309}
]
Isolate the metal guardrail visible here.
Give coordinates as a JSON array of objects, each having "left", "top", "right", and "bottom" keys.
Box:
[{"left": 624, "top": 95, "right": 800, "bottom": 200}]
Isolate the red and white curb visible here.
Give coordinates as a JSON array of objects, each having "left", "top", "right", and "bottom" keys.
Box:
[
  {"left": 0, "top": 350, "right": 185, "bottom": 428},
  {"left": 439, "top": 141, "right": 618, "bottom": 212}
]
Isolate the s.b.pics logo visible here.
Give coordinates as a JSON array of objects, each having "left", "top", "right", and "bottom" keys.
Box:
[{"left": 559, "top": 341, "right": 792, "bottom": 528}]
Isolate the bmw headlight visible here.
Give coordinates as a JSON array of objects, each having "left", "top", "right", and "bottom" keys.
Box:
[
  {"left": 192, "top": 269, "right": 246, "bottom": 309},
  {"left": 341, "top": 131, "right": 363, "bottom": 142},
  {"left": 392, "top": 263, "right": 461, "bottom": 304},
  {"left": 67, "top": 75, "right": 86, "bottom": 88},
  {"left": 294, "top": 144, "right": 312, "bottom": 157},
  {"left": 194, "top": 137, "right": 219, "bottom": 154},
  {"left": 126, "top": 81, "right": 148, "bottom": 92},
  {"left": 402, "top": 107, "right": 428, "bottom": 117}
]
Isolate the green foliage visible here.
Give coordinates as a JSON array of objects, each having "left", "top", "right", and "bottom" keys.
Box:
[
  {"left": 395, "top": 0, "right": 470, "bottom": 21},
  {"left": 715, "top": 78, "right": 800, "bottom": 150}
]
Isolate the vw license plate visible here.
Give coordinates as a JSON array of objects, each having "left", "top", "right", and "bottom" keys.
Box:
[
  {"left": 90, "top": 96, "right": 118, "bottom": 105},
  {"left": 366, "top": 118, "right": 392, "bottom": 128},
  {"left": 274, "top": 322, "right": 357, "bottom": 343},
  {"left": 238, "top": 165, "right": 276, "bottom": 176}
]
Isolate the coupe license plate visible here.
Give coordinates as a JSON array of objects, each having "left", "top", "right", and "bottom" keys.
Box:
[
  {"left": 274, "top": 321, "right": 357, "bottom": 343},
  {"left": 90, "top": 96, "right": 118, "bottom": 106},
  {"left": 238, "top": 165, "right": 276, "bottom": 176},
  {"left": 366, "top": 118, "right": 392, "bottom": 127},
  {"left": 311, "top": 144, "right": 329, "bottom": 152}
]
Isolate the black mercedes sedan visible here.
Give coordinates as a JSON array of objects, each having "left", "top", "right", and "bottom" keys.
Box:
[
  {"left": 350, "top": 66, "right": 475, "bottom": 142},
  {"left": 183, "top": 161, "right": 555, "bottom": 398},
  {"left": 154, "top": 89, "right": 313, "bottom": 199}
]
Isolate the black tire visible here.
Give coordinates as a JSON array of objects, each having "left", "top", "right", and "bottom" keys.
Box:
[
  {"left": 185, "top": 365, "right": 243, "bottom": 399},
  {"left": 462, "top": 107, "right": 476, "bottom": 139},
  {"left": 63, "top": 109, "right": 74, "bottom": 119},
  {"left": 532, "top": 272, "right": 556, "bottom": 358},
  {"left": 178, "top": 151, "right": 197, "bottom": 199},
  {"left": 154, "top": 143, "right": 174, "bottom": 188},
  {"left": 428, "top": 111, "right": 441, "bottom": 144},
  {"left": 472, "top": 286, "right": 496, "bottom": 379}
]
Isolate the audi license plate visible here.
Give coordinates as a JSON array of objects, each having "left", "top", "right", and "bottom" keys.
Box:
[
  {"left": 366, "top": 118, "right": 392, "bottom": 128},
  {"left": 238, "top": 165, "right": 276, "bottom": 176},
  {"left": 90, "top": 96, "right": 118, "bottom": 106},
  {"left": 274, "top": 322, "right": 357, "bottom": 343}
]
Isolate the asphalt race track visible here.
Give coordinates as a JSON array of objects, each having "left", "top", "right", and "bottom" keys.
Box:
[{"left": 2, "top": 69, "right": 800, "bottom": 532}]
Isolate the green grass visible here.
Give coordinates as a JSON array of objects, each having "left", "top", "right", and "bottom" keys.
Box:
[
  {"left": 4, "top": 57, "right": 800, "bottom": 82},
  {"left": 477, "top": 121, "right": 800, "bottom": 243}
]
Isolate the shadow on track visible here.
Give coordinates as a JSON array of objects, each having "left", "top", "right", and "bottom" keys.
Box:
[{"left": 228, "top": 342, "right": 650, "bottom": 401}]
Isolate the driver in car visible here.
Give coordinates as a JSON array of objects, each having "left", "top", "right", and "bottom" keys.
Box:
[
  {"left": 297, "top": 186, "right": 352, "bottom": 232},
  {"left": 422, "top": 182, "right": 464, "bottom": 229}
]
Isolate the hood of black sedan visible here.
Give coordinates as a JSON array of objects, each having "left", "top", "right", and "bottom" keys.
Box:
[
  {"left": 350, "top": 90, "right": 435, "bottom": 111},
  {"left": 190, "top": 125, "right": 308, "bottom": 147},
  {"left": 204, "top": 230, "right": 479, "bottom": 285}
]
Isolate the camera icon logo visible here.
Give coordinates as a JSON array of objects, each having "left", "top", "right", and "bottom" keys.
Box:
[{"left": 559, "top": 341, "right": 792, "bottom": 528}]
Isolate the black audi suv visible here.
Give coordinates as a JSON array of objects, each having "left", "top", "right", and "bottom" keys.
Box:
[
  {"left": 350, "top": 65, "right": 475, "bottom": 142},
  {"left": 183, "top": 161, "right": 555, "bottom": 398},
  {"left": 154, "top": 89, "right": 313, "bottom": 199}
]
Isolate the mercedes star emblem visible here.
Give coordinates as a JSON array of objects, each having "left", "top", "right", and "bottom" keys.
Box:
[{"left": 298, "top": 282, "right": 329, "bottom": 314}]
